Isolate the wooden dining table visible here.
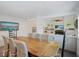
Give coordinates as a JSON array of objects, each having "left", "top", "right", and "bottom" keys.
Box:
[{"left": 16, "top": 37, "right": 59, "bottom": 57}]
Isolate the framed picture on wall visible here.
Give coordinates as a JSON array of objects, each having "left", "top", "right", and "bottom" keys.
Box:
[
  {"left": 0, "top": 21, "right": 19, "bottom": 31},
  {"left": 55, "top": 25, "right": 64, "bottom": 30}
]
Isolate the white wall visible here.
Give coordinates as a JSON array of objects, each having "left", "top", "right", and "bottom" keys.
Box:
[
  {"left": 24, "top": 19, "right": 37, "bottom": 34},
  {"left": 77, "top": 18, "right": 78, "bottom": 56},
  {"left": 36, "top": 17, "right": 45, "bottom": 34}
]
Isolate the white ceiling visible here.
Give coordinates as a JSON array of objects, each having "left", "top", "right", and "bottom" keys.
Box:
[{"left": 0, "top": 1, "right": 78, "bottom": 19}]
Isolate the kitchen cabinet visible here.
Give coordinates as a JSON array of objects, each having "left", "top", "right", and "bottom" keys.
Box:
[
  {"left": 53, "top": 35, "right": 64, "bottom": 49},
  {"left": 65, "top": 36, "right": 77, "bottom": 52},
  {"left": 77, "top": 39, "right": 79, "bottom": 56},
  {"left": 51, "top": 35, "right": 76, "bottom": 52}
]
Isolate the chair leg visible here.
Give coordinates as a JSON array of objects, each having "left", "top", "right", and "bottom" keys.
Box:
[
  {"left": 15, "top": 47, "right": 17, "bottom": 57},
  {"left": 6, "top": 44, "right": 9, "bottom": 57}
]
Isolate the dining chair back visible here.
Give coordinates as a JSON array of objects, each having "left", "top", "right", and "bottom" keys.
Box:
[
  {"left": 2, "top": 36, "right": 9, "bottom": 57},
  {"left": 8, "top": 38, "right": 16, "bottom": 57},
  {"left": 16, "top": 40, "right": 28, "bottom": 57}
]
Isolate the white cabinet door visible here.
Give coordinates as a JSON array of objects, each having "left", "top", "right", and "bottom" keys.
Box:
[
  {"left": 77, "top": 39, "right": 79, "bottom": 56},
  {"left": 54, "top": 35, "right": 64, "bottom": 49},
  {"left": 48, "top": 34, "right": 76, "bottom": 52},
  {"left": 65, "top": 37, "right": 77, "bottom": 52}
]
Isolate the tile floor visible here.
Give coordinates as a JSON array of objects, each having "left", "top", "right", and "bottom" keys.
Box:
[{"left": 58, "top": 49, "right": 76, "bottom": 57}]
